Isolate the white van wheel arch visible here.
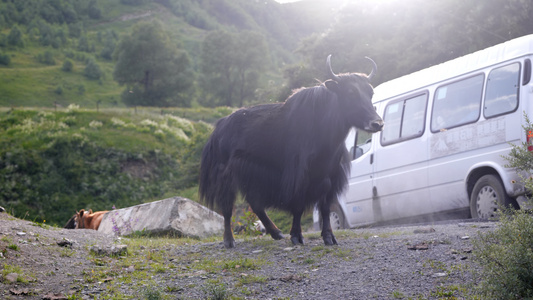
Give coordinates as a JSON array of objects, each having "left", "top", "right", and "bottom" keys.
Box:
[{"left": 470, "top": 174, "right": 517, "bottom": 219}]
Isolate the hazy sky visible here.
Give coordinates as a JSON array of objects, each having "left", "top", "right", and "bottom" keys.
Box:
[{"left": 275, "top": 0, "right": 302, "bottom": 3}]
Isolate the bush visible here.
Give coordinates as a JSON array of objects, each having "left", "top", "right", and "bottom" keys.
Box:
[
  {"left": 77, "top": 84, "right": 85, "bottom": 95},
  {"left": 61, "top": 59, "right": 73, "bottom": 72},
  {"left": 37, "top": 50, "right": 55, "bottom": 65},
  {"left": 472, "top": 112, "right": 533, "bottom": 299},
  {"left": 0, "top": 109, "right": 204, "bottom": 226},
  {"left": 83, "top": 58, "right": 102, "bottom": 80},
  {"left": 473, "top": 211, "right": 533, "bottom": 299},
  {"left": 120, "top": 0, "right": 148, "bottom": 5},
  {"left": 54, "top": 85, "right": 63, "bottom": 95},
  {"left": 504, "top": 112, "right": 533, "bottom": 192},
  {"left": 0, "top": 52, "right": 10, "bottom": 66},
  {"left": 7, "top": 25, "right": 23, "bottom": 47}
]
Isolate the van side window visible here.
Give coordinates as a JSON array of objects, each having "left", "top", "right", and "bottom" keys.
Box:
[
  {"left": 354, "top": 130, "right": 372, "bottom": 159},
  {"left": 484, "top": 63, "right": 520, "bottom": 118},
  {"left": 381, "top": 93, "right": 427, "bottom": 145},
  {"left": 431, "top": 74, "right": 484, "bottom": 132}
]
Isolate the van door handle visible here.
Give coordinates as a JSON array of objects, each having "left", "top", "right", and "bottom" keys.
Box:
[{"left": 370, "top": 153, "right": 374, "bottom": 164}]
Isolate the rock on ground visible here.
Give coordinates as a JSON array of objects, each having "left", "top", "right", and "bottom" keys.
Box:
[{"left": 98, "top": 196, "right": 224, "bottom": 239}]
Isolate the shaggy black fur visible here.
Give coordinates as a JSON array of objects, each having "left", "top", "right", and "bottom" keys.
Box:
[{"left": 199, "top": 57, "right": 383, "bottom": 248}]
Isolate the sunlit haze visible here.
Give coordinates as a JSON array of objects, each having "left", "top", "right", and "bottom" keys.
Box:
[{"left": 275, "top": 0, "right": 302, "bottom": 3}]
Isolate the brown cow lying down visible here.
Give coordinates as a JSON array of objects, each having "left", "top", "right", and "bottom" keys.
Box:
[{"left": 75, "top": 209, "right": 109, "bottom": 230}]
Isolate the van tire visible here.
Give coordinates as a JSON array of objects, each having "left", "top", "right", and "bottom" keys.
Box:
[
  {"left": 329, "top": 203, "right": 346, "bottom": 230},
  {"left": 470, "top": 174, "right": 517, "bottom": 219},
  {"left": 319, "top": 203, "right": 346, "bottom": 231}
]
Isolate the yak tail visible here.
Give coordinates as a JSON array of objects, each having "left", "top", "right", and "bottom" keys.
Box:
[
  {"left": 199, "top": 133, "right": 236, "bottom": 212},
  {"left": 199, "top": 136, "right": 217, "bottom": 209}
]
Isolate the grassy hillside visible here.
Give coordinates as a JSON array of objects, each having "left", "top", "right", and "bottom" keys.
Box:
[
  {"left": 0, "top": 0, "right": 336, "bottom": 109},
  {"left": 0, "top": 106, "right": 228, "bottom": 226},
  {"left": 0, "top": 0, "right": 335, "bottom": 231},
  {"left": 0, "top": 106, "right": 312, "bottom": 232},
  {"left": 0, "top": 1, "right": 185, "bottom": 108}
]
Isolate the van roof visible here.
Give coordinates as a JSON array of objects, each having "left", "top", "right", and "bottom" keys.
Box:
[{"left": 373, "top": 34, "right": 533, "bottom": 103}]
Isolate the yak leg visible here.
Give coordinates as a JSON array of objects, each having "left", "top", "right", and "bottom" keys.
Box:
[
  {"left": 256, "top": 210, "right": 284, "bottom": 240},
  {"left": 222, "top": 207, "right": 236, "bottom": 248},
  {"left": 289, "top": 209, "right": 304, "bottom": 245},
  {"left": 219, "top": 180, "right": 237, "bottom": 248},
  {"left": 248, "top": 200, "right": 284, "bottom": 240},
  {"left": 318, "top": 179, "right": 337, "bottom": 246},
  {"left": 320, "top": 200, "right": 338, "bottom": 245}
]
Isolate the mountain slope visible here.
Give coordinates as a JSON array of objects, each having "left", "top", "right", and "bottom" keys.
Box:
[{"left": 0, "top": 0, "right": 339, "bottom": 108}]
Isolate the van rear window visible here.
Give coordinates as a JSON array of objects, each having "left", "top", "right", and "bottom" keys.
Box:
[
  {"left": 484, "top": 63, "right": 520, "bottom": 118},
  {"left": 431, "top": 74, "right": 484, "bottom": 132}
]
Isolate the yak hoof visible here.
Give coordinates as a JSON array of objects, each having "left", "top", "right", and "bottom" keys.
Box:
[
  {"left": 224, "top": 239, "right": 236, "bottom": 248},
  {"left": 322, "top": 233, "right": 338, "bottom": 246},
  {"left": 270, "top": 230, "right": 285, "bottom": 240},
  {"left": 290, "top": 235, "right": 304, "bottom": 245}
]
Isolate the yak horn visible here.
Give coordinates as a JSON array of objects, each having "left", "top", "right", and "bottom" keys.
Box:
[
  {"left": 326, "top": 54, "right": 340, "bottom": 81},
  {"left": 365, "top": 56, "right": 377, "bottom": 80}
]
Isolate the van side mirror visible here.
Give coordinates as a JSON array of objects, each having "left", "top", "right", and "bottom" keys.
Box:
[{"left": 354, "top": 146, "right": 363, "bottom": 159}]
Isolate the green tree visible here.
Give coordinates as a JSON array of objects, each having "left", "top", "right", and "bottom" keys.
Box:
[
  {"left": 7, "top": 25, "right": 23, "bottom": 47},
  {"left": 113, "top": 21, "right": 194, "bottom": 107},
  {"left": 100, "top": 30, "right": 117, "bottom": 60},
  {"left": 293, "top": 0, "right": 533, "bottom": 87},
  {"left": 83, "top": 58, "right": 102, "bottom": 80},
  {"left": 62, "top": 59, "right": 73, "bottom": 72},
  {"left": 0, "top": 52, "right": 10, "bottom": 66},
  {"left": 87, "top": 0, "right": 102, "bottom": 19},
  {"left": 37, "top": 50, "right": 55, "bottom": 65},
  {"left": 200, "top": 30, "right": 268, "bottom": 107},
  {"left": 120, "top": 0, "right": 149, "bottom": 5},
  {"left": 77, "top": 34, "right": 90, "bottom": 52}
]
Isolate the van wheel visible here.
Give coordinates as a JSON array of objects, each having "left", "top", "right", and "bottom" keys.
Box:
[
  {"left": 319, "top": 203, "right": 346, "bottom": 231},
  {"left": 470, "top": 174, "right": 517, "bottom": 219},
  {"left": 329, "top": 204, "right": 345, "bottom": 230}
]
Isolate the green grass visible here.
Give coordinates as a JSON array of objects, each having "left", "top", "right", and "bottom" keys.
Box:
[
  {"left": 0, "top": 2, "right": 166, "bottom": 109},
  {"left": 0, "top": 47, "right": 122, "bottom": 108},
  {"left": 0, "top": 107, "right": 216, "bottom": 225},
  {"left": 1, "top": 264, "right": 32, "bottom": 284}
]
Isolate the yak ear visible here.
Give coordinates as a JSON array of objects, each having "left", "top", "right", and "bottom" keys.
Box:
[{"left": 324, "top": 79, "right": 339, "bottom": 92}]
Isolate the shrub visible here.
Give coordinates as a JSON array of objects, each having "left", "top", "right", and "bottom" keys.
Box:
[
  {"left": 37, "top": 50, "right": 55, "bottom": 65},
  {"left": 83, "top": 58, "right": 102, "bottom": 80},
  {"left": 61, "top": 59, "right": 73, "bottom": 72},
  {"left": 7, "top": 25, "right": 23, "bottom": 47},
  {"left": 77, "top": 84, "right": 85, "bottom": 95},
  {"left": 54, "top": 85, "right": 63, "bottom": 95},
  {"left": 504, "top": 112, "right": 533, "bottom": 192},
  {"left": 0, "top": 110, "right": 198, "bottom": 226},
  {"left": 0, "top": 52, "right": 10, "bottom": 66},
  {"left": 472, "top": 112, "right": 533, "bottom": 299},
  {"left": 473, "top": 211, "right": 533, "bottom": 299}
]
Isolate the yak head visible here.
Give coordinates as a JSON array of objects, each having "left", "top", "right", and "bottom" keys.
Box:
[{"left": 324, "top": 55, "right": 384, "bottom": 133}]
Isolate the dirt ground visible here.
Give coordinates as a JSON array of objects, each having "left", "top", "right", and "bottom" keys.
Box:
[{"left": 0, "top": 211, "right": 494, "bottom": 299}]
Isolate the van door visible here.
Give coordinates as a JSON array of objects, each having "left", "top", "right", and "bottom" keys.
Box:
[
  {"left": 342, "top": 128, "right": 378, "bottom": 226},
  {"left": 372, "top": 93, "right": 432, "bottom": 221}
]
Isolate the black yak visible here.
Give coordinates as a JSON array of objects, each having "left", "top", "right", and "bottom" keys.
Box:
[{"left": 199, "top": 55, "right": 383, "bottom": 248}]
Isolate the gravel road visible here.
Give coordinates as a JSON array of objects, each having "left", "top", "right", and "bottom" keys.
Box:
[{"left": 0, "top": 212, "right": 493, "bottom": 299}]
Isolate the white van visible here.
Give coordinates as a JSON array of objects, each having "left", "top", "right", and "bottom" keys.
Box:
[{"left": 314, "top": 34, "right": 533, "bottom": 229}]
